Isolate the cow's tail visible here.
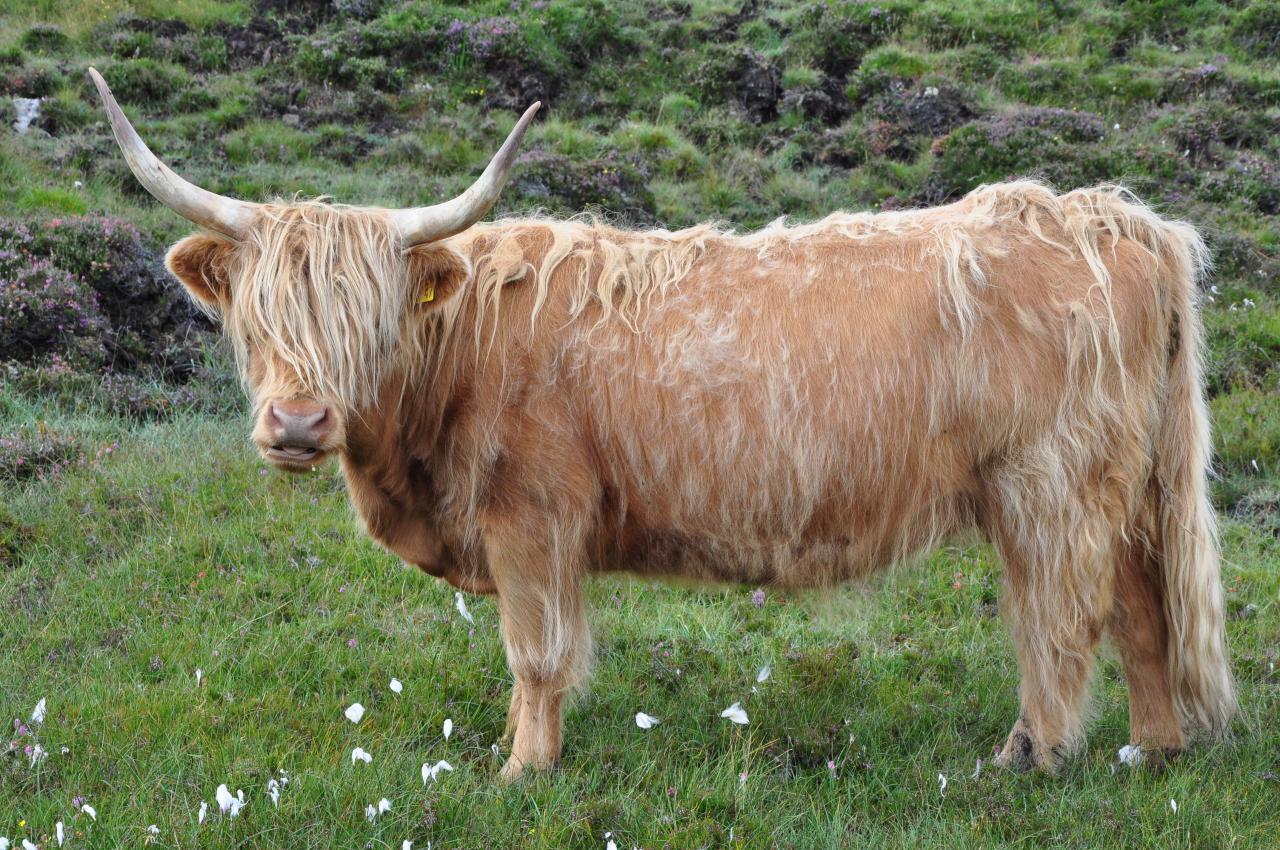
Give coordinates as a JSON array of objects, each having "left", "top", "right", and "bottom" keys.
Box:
[{"left": 1149, "top": 217, "right": 1236, "bottom": 738}]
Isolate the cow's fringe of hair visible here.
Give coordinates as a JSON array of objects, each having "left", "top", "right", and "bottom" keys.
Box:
[{"left": 223, "top": 201, "right": 420, "bottom": 410}]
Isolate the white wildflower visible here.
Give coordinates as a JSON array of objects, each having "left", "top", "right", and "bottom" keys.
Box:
[
  {"left": 1118, "top": 745, "right": 1143, "bottom": 767},
  {"left": 422, "top": 760, "right": 454, "bottom": 783},
  {"left": 345, "top": 702, "right": 365, "bottom": 724},
  {"left": 635, "top": 712, "right": 660, "bottom": 730},
  {"left": 351, "top": 747, "right": 373, "bottom": 765},
  {"left": 455, "top": 592, "right": 474, "bottom": 623},
  {"left": 390, "top": 678, "right": 403, "bottom": 694},
  {"left": 720, "top": 702, "right": 749, "bottom": 725}
]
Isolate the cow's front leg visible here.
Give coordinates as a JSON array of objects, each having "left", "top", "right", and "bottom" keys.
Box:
[
  {"left": 501, "top": 679, "right": 523, "bottom": 743},
  {"left": 484, "top": 520, "right": 590, "bottom": 781}
]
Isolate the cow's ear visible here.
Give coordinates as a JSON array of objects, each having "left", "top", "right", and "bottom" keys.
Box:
[
  {"left": 407, "top": 243, "right": 472, "bottom": 311},
  {"left": 165, "top": 234, "right": 236, "bottom": 311}
]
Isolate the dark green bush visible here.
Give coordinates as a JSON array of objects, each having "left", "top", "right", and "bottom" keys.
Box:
[
  {"left": 695, "top": 45, "right": 781, "bottom": 124},
  {"left": 1205, "top": 304, "right": 1280, "bottom": 396},
  {"left": 19, "top": 24, "right": 70, "bottom": 54},
  {"left": 1232, "top": 0, "right": 1280, "bottom": 58},
  {"left": 508, "top": 149, "right": 656, "bottom": 224},
  {"left": 1162, "top": 101, "right": 1280, "bottom": 165},
  {"left": 2, "top": 61, "right": 63, "bottom": 97},
  {"left": 34, "top": 91, "right": 96, "bottom": 135},
  {"left": 925, "top": 108, "right": 1119, "bottom": 201},
  {"left": 1198, "top": 153, "right": 1280, "bottom": 215},
  {"left": 100, "top": 59, "right": 193, "bottom": 111},
  {"left": 787, "top": 0, "right": 908, "bottom": 76},
  {"left": 108, "top": 29, "right": 160, "bottom": 60}
]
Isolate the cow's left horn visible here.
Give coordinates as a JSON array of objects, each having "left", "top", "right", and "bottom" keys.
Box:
[
  {"left": 389, "top": 101, "right": 541, "bottom": 246},
  {"left": 88, "top": 67, "right": 258, "bottom": 239}
]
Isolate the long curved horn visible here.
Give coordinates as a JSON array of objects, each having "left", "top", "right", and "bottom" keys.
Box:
[
  {"left": 88, "top": 67, "right": 257, "bottom": 239},
  {"left": 389, "top": 101, "right": 540, "bottom": 246}
]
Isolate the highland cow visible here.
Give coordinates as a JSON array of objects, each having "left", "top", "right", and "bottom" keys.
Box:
[{"left": 91, "top": 67, "right": 1234, "bottom": 780}]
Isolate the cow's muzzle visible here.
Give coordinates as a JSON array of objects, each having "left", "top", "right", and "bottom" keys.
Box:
[{"left": 257, "top": 399, "right": 338, "bottom": 469}]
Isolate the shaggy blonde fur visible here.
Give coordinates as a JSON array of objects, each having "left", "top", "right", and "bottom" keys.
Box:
[{"left": 166, "top": 180, "right": 1235, "bottom": 777}]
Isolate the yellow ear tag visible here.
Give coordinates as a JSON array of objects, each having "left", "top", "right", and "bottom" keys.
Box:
[{"left": 420, "top": 285, "right": 435, "bottom": 304}]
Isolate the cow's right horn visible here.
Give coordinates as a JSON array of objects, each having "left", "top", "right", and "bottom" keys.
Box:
[
  {"left": 389, "top": 101, "right": 541, "bottom": 246},
  {"left": 89, "top": 67, "right": 258, "bottom": 239}
]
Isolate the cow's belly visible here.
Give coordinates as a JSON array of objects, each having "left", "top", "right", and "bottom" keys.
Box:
[{"left": 605, "top": 491, "right": 975, "bottom": 588}]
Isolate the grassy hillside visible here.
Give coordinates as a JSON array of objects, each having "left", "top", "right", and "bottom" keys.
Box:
[{"left": 1, "top": 1, "right": 1278, "bottom": 848}]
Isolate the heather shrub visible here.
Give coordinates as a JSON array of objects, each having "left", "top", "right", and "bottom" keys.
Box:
[
  {"left": 0, "top": 258, "right": 108, "bottom": 369},
  {"left": 0, "top": 218, "right": 210, "bottom": 373},
  {"left": 695, "top": 45, "right": 782, "bottom": 125},
  {"left": 0, "top": 426, "right": 85, "bottom": 483},
  {"left": 34, "top": 90, "right": 96, "bottom": 135}
]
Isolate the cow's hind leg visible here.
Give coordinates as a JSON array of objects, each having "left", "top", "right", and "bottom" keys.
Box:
[
  {"left": 1109, "top": 538, "right": 1184, "bottom": 756},
  {"left": 985, "top": 493, "right": 1118, "bottom": 772},
  {"left": 484, "top": 520, "right": 590, "bottom": 781}
]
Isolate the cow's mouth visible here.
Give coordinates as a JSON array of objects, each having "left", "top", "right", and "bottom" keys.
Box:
[{"left": 265, "top": 444, "right": 322, "bottom": 464}]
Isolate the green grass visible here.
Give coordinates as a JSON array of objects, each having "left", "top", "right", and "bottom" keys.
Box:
[
  {"left": 2, "top": 411, "right": 1278, "bottom": 849},
  {"left": 2, "top": 0, "right": 1279, "bottom": 846}
]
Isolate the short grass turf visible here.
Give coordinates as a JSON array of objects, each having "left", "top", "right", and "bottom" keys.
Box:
[
  {"left": 2, "top": 412, "right": 1278, "bottom": 849},
  {"left": 2, "top": 0, "right": 1280, "bottom": 846}
]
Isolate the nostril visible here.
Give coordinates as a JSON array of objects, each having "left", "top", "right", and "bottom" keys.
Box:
[{"left": 310, "top": 408, "right": 332, "bottom": 438}]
